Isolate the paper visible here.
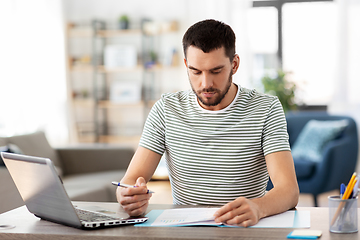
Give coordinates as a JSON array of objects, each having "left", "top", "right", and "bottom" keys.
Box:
[
  {"left": 252, "top": 211, "right": 294, "bottom": 228},
  {"left": 151, "top": 208, "right": 219, "bottom": 226},
  {"left": 137, "top": 208, "right": 311, "bottom": 228}
]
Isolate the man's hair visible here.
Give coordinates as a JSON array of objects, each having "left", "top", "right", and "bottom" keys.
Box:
[{"left": 182, "top": 19, "right": 236, "bottom": 61}]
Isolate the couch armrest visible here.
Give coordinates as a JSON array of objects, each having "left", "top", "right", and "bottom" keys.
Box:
[
  {"left": 318, "top": 137, "right": 358, "bottom": 190},
  {"left": 56, "top": 145, "right": 134, "bottom": 176}
]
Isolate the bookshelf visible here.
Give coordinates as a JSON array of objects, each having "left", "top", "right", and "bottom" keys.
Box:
[{"left": 66, "top": 19, "right": 180, "bottom": 144}]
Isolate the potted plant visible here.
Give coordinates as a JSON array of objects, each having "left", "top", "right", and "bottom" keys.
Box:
[
  {"left": 261, "top": 69, "right": 297, "bottom": 112},
  {"left": 118, "top": 15, "right": 129, "bottom": 29}
]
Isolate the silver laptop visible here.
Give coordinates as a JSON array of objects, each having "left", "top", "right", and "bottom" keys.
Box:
[{"left": 1, "top": 152, "right": 148, "bottom": 229}]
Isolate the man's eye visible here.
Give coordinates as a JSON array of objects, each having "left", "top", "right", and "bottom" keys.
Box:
[
  {"left": 193, "top": 71, "right": 201, "bottom": 75},
  {"left": 212, "top": 71, "right": 221, "bottom": 74}
]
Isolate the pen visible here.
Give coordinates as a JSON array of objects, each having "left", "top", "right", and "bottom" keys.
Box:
[
  {"left": 339, "top": 177, "right": 359, "bottom": 231},
  {"left": 331, "top": 173, "right": 357, "bottom": 226},
  {"left": 344, "top": 176, "right": 357, "bottom": 200},
  {"left": 112, "top": 181, "right": 155, "bottom": 194},
  {"left": 340, "top": 183, "right": 345, "bottom": 198},
  {"left": 352, "top": 180, "right": 359, "bottom": 198}
]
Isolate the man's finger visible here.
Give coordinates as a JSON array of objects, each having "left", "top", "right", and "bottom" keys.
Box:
[
  {"left": 215, "top": 208, "right": 243, "bottom": 223},
  {"left": 214, "top": 197, "right": 245, "bottom": 218},
  {"left": 224, "top": 213, "right": 251, "bottom": 226},
  {"left": 136, "top": 177, "right": 147, "bottom": 187},
  {"left": 214, "top": 202, "right": 253, "bottom": 223},
  {"left": 128, "top": 201, "right": 149, "bottom": 216},
  {"left": 120, "top": 191, "right": 151, "bottom": 205},
  {"left": 122, "top": 199, "right": 149, "bottom": 212},
  {"left": 121, "top": 185, "right": 149, "bottom": 196}
]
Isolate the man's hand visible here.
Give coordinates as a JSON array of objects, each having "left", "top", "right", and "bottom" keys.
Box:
[
  {"left": 213, "top": 197, "right": 261, "bottom": 227},
  {"left": 116, "top": 177, "right": 152, "bottom": 216}
]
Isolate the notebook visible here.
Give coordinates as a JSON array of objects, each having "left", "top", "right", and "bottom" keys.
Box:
[{"left": 1, "top": 152, "right": 148, "bottom": 229}]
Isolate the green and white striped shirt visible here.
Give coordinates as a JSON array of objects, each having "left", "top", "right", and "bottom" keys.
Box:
[{"left": 139, "top": 84, "right": 290, "bottom": 205}]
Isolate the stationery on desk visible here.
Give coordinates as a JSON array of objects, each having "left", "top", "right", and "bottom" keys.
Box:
[
  {"left": 137, "top": 208, "right": 310, "bottom": 228},
  {"left": 287, "top": 230, "right": 322, "bottom": 239},
  {"left": 340, "top": 183, "right": 346, "bottom": 198},
  {"left": 111, "top": 180, "right": 310, "bottom": 228},
  {"left": 331, "top": 172, "right": 359, "bottom": 226},
  {"left": 112, "top": 181, "right": 155, "bottom": 194}
]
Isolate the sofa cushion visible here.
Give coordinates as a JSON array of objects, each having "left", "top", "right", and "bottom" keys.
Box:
[
  {"left": 7, "top": 131, "right": 63, "bottom": 171},
  {"left": 57, "top": 146, "right": 134, "bottom": 176},
  {"left": 293, "top": 158, "right": 317, "bottom": 179},
  {"left": 291, "top": 119, "right": 348, "bottom": 162},
  {"left": 0, "top": 137, "right": 7, "bottom": 146},
  {"left": 63, "top": 170, "right": 126, "bottom": 202}
]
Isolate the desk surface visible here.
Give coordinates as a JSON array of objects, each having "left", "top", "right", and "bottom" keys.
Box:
[{"left": 0, "top": 202, "right": 359, "bottom": 240}]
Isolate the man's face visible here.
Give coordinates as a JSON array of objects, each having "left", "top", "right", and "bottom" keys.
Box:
[{"left": 184, "top": 46, "right": 238, "bottom": 110}]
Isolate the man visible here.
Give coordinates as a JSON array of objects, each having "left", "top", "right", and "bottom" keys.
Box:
[{"left": 116, "top": 19, "right": 299, "bottom": 227}]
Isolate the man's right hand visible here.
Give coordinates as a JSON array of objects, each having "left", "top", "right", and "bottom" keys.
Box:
[{"left": 116, "top": 177, "right": 152, "bottom": 216}]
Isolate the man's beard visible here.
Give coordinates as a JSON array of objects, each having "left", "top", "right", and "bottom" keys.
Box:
[{"left": 191, "top": 71, "right": 233, "bottom": 107}]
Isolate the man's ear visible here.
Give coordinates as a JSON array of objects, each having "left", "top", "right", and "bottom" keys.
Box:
[
  {"left": 184, "top": 58, "right": 188, "bottom": 68},
  {"left": 232, "top": 54, "right": 240, "bottom": 74}
]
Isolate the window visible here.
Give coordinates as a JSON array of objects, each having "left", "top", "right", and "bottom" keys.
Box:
[
  {"left": 283, "top": 2, "right": 337, "bottom": 105},
  {"left": 251, "top": 0, "right": 336, "bottom": 105},
  {"left": 247, "top": 7, "right": 279, "bottom": 87}
]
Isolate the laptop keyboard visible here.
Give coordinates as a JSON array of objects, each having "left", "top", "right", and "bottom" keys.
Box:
[{"left": 75, "top": 208, "right": 117, "bottom": 222}]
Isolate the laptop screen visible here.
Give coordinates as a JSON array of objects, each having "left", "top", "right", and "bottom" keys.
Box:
[{"left": 2, "top": 152, "right": 82, "bottom": 228}]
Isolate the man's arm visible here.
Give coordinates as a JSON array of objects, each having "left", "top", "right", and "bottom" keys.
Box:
[
  {"left": 214, "top": 151, "right": 299, "bottom": 227},
  {"left": 116, "top": 146, "right": 162, "bottom": 216}
]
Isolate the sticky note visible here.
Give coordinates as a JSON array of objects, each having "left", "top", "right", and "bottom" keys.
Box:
[{"left": 287, "top": 230, "right": 322, "bottom": 239}]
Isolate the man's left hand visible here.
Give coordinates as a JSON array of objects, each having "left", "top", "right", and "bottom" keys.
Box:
[{"left": 213, "top": 197, "right": 261, "bottom": 227}]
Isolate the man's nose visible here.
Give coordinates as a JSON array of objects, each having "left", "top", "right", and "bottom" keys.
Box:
[{"left": 201, "top": 72, "right": 213, "bottom": 89}]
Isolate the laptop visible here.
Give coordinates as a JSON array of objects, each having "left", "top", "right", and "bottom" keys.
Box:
[{"left": 1, "top": 152, "right": 148, "bottom": 229}]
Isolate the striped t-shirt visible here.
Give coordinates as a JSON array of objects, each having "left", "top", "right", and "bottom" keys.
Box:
[{"left": 139, "top": 84, "right": 290, "bottom": 205}]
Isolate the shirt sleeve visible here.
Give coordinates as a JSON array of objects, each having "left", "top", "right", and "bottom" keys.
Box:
[
  {"left": 262, "top": 97, "right": 291, "bottom": 156},
  {"left": 139, "top": 97, "right": 166, "bottom": 155}
]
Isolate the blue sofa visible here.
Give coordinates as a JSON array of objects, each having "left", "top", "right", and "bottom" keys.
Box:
[{"left": 268, "top": 111, "right": 359, "bottom": 206}]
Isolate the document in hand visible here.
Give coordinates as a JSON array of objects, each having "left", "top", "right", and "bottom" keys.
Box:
[{"left": 136, "top": 208, "right": 310, "bottom": 228}]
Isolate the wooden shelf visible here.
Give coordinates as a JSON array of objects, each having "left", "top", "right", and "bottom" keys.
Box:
[
  {"left": 97, "top": 65, "right": 144, "bottom": 73},
  {"left": 146, "top": 65, "right": 181, "bottom": 72},
  {"left": 97, "top": 101, "right": 145, "bottom": 108},
  {"left": 96, "top": 29, "right": 142, "bottom": 38},
  {"left": 67, "top": 27, "right": 93, "bottom": 38},
  {"left": 72, "top": 99, "right": 155, "bottom": 109},
  {"left": 95, "top": 28, "right": 177, "bottom": 38},
  {"left": 69, "top": 64, "right": 93, "bottom": 72},
  {"left": 77, "top": 135, "right": 97, "bottom": 143},
  {"left": 69, "top": 63, "right": 180, "bottom": 73},
  {"left": 67, "top": 26, "right": 141, "bottom": 38},
  {"left": 67, "top": 21, "right": 178, "bottom": 39},
  {"left": 99, "top": 135, "right": 141, "bottom": 145},
  {"left": 72, "top": 98, "right": 95, "bottom": 107}
]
